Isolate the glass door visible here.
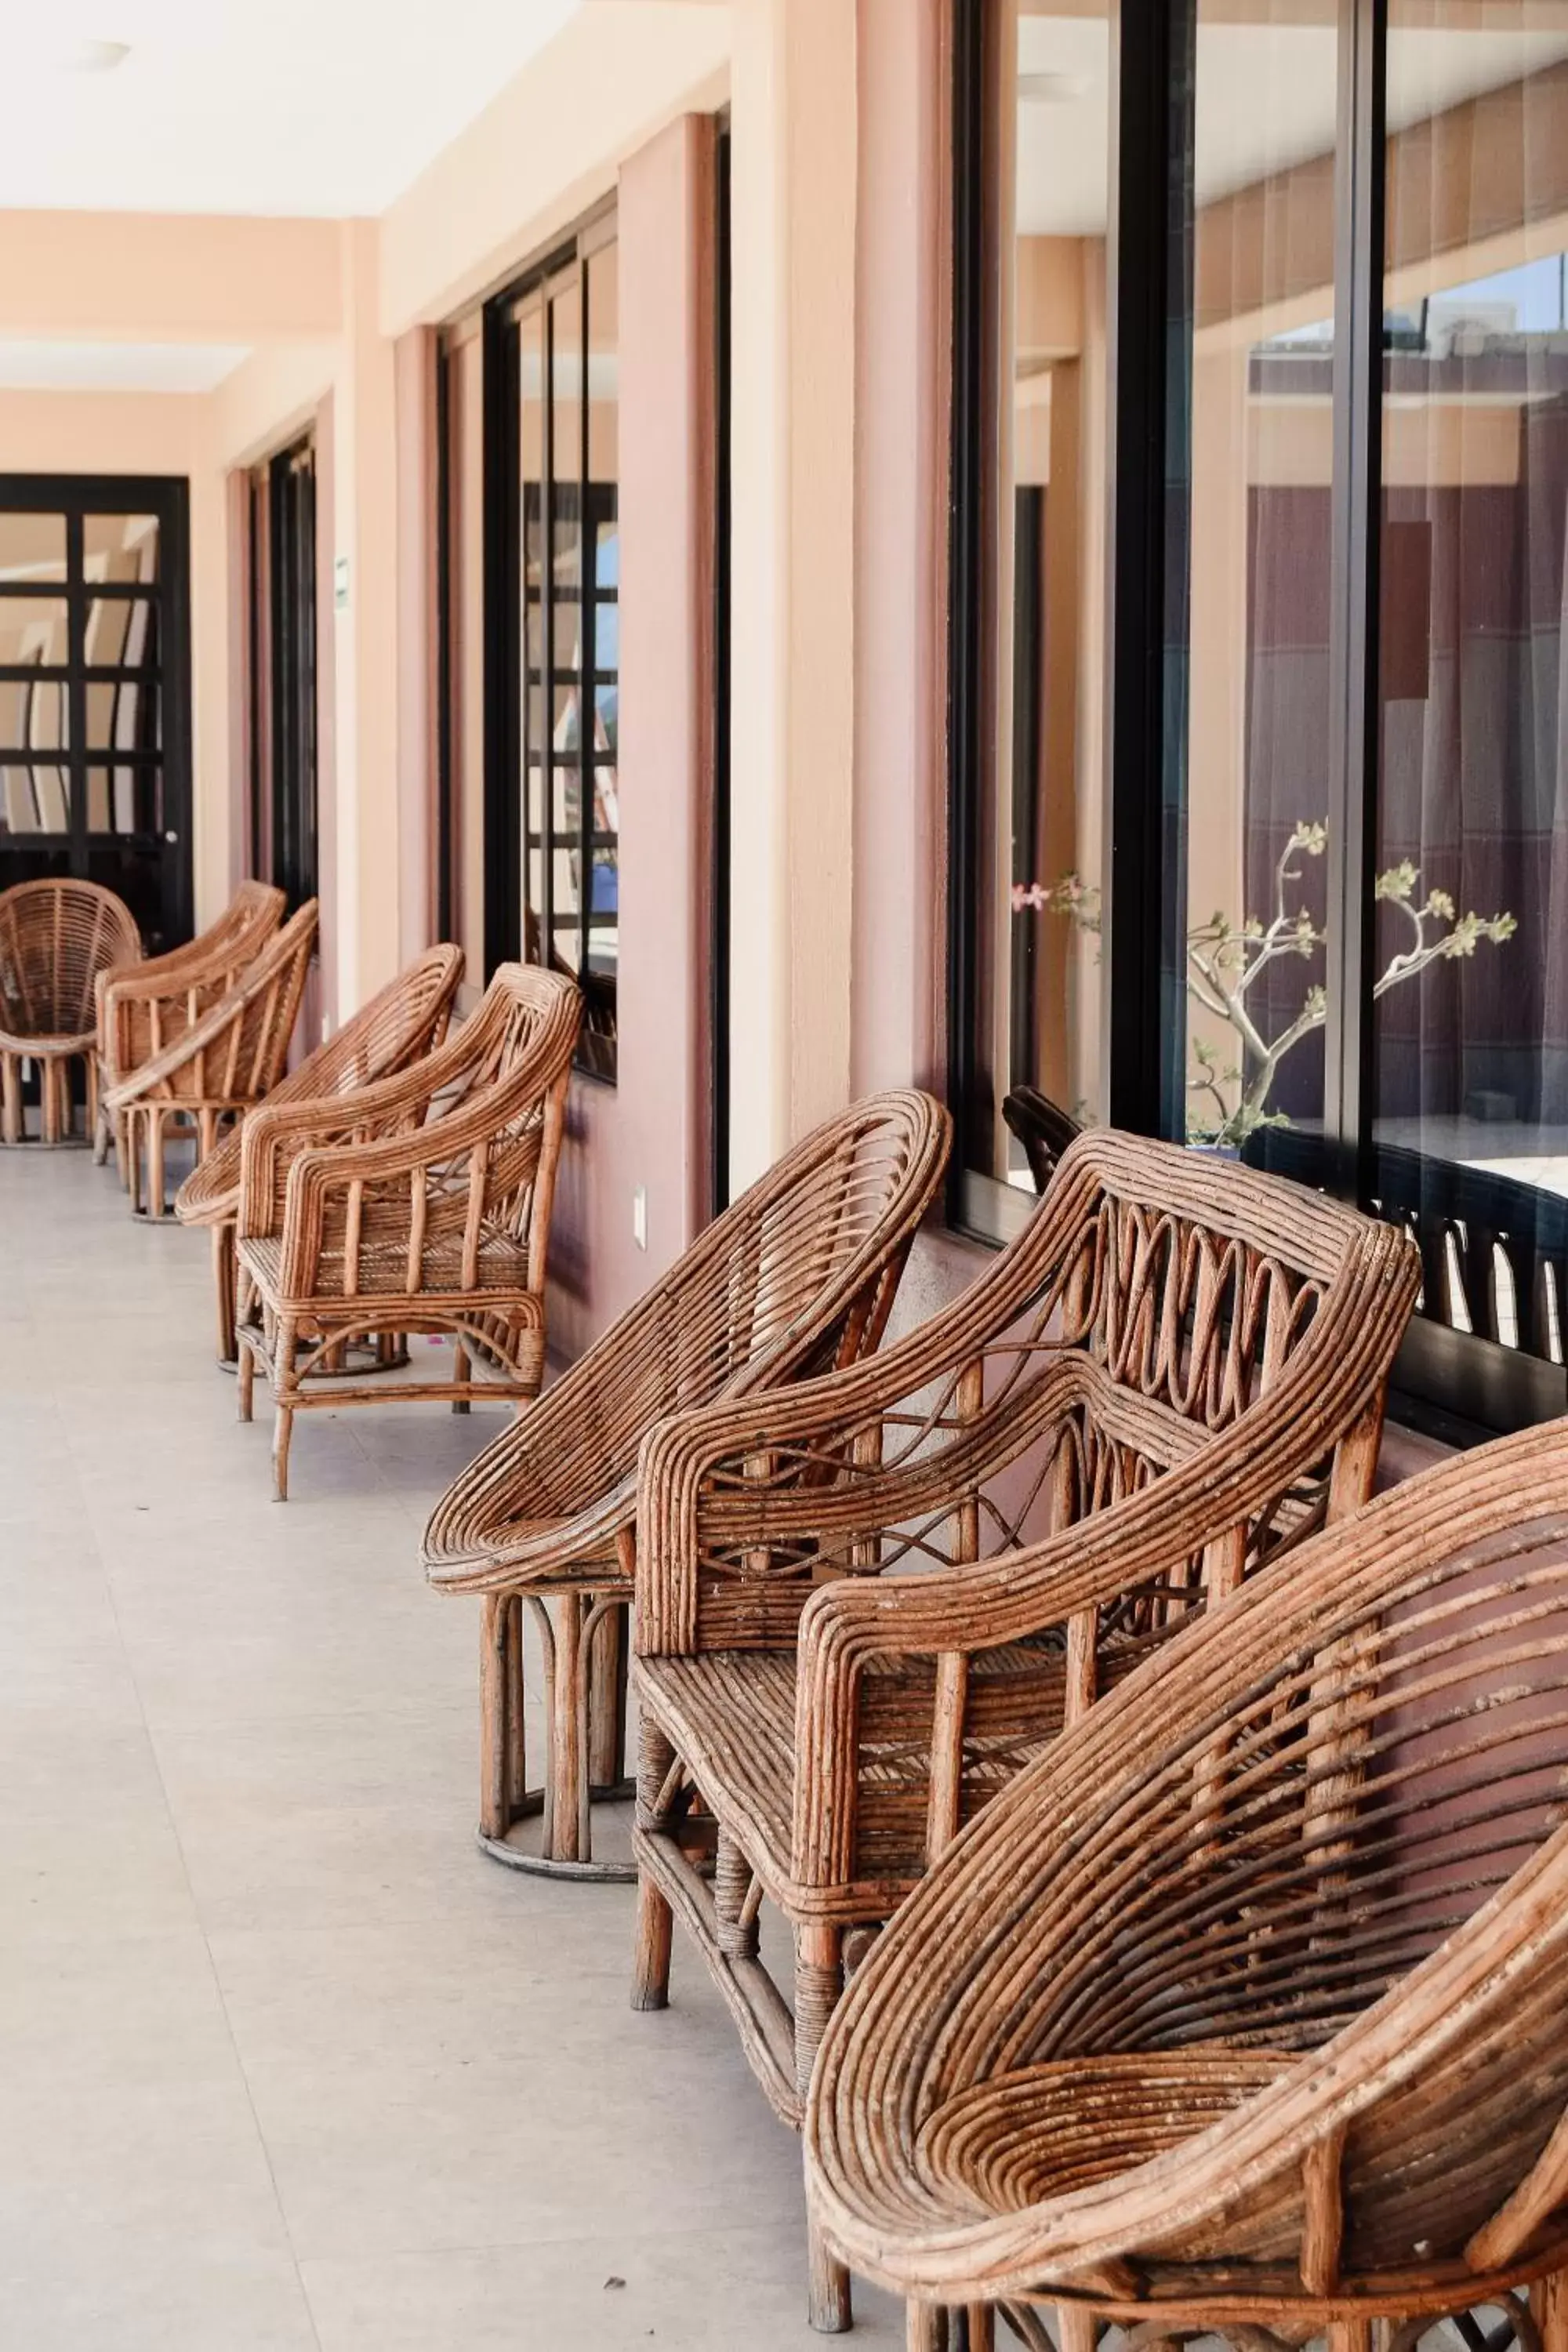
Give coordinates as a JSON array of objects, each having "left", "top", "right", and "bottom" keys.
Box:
[{"left": 0, "top": 475, "right": 191, "bottom": 950}]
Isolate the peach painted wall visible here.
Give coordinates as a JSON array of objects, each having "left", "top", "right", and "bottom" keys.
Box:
[
  {"left": 378, "top": 2, "right": 731, "bottom": 337},
  {"left": 546, "top": 110, "right": 718, "bottom": 1362},
  {"left": 0, "top": 210, "right": 343, "bottom": 343}
]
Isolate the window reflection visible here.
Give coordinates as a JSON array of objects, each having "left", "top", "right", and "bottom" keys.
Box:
[{"left": 1373, "top": 9, "right": 1568, "bottom": 1370}]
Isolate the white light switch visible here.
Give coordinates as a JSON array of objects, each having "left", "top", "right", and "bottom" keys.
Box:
[{"left": 632, "top": 1185, "right": 648, "bottom": 1251}]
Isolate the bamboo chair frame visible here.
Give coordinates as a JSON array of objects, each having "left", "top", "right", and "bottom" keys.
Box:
[
  {"left": 94, "top": 878, "right": 285, "bottom": 1182},
  {"left": 102, "top": 898, "right": 317, "bottom": 1218},
  {"left": 807, "top": 1417, "right": 1568, "bottom": 2352},
  {"left": 627, "top": 1132, "right": 1419, "bottom": 2330},
  {"left": 173, "top": 943, "right": 463, "bottom": 1365},
  {"left": 234, "top": 961, "right": 579, "bottom": 1500},
  {"left": 421, "top": 1091, "right": 953, "bottom": 1882},
  {"left": 0, "top": 879, "right": 140, "bottom": 1145}
]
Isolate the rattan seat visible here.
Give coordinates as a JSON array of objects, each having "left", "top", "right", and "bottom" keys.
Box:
[
  {"left": 628, "top": 1131, "right": 1421, "bottom": 2331},
  {"left": 175, "top": 943, "right": 462, "bottom": 1363},
  {"left": 805, "top": 1417, "right": 1568, "bottom": 2352},
  {"left": 234, "top": 961, "right": 579, "bottom": 1498},
  {"left": 421, "top": 1091, "right": 953, "bottom": 1882},
  {"left": 638, "top": 1639, "right": 1088, "bottom": 1907},
  {"left": 0, "top": 878, "right": 140, "bottom": 1144}
]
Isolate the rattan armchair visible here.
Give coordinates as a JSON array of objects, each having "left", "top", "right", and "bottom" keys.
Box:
[
  {"left": 0, "top": 878, "right": 140, "bottom": 1145},
  {"left": 173, "top": 943, "right": 463, "bottom": 1366},
  {"left": 808, "top": 1416, "right": 1568, "bottom": 2352},
  {"left": 234, "top": 960, "right": 579, "bottom": 1500},
  {"left": 94, "top": 877, "right": 285, "bottom": 1180},
  {"left": 422, "top": 1092, "right": 952, "bottom": 1881},
  {"left": 102, "top": 898, "right": 317, "bottom": 1218},
  {"left": 630, "top": 1132, "right": 1419, "bottom": 2329}
]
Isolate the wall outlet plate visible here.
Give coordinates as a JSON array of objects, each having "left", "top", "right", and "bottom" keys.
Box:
[{"left": 633, "top": 1185, "right": 648, "bottom": 1251}]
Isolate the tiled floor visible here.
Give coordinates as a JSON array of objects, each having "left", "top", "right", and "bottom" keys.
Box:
[{"left": 0, "top": 1145, "right": 904, "bottom": 2350}]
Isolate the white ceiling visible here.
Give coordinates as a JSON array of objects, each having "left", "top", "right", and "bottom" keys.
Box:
[
  {"left": 0, "top": 338, "right": 249, "bottom": 390},
  {"left": 1017, "top": 16, "right": 1568, "bottom": 238},
  {"left": 0, "top": 0, "right": 580, "bottom": 217}
]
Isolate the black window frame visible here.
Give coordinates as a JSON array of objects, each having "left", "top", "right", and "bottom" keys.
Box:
[
  {"left": 479, "top": 201, "right": 620, "bottom": 1086},
  {"left": 947, "top": 0, "right": 1568, "bottom": 1440},
  {"left": 0, "top": 471, "right": 192, "bottom": 953},
  {"left": 247, "top": 434, "right": 318, "bottom": 915}
]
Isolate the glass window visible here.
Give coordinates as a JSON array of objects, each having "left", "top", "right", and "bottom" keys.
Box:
[
  {"left": 956, "top": 1, "right": 1111, "bottom": 1235},
  {"left": 0, "top": 512, "right": 66, "bottom": 585},
  {"left": 508, "top": 224, "right": 619, "bottom": 1083},
  {"left": 1174, "top": 5, "right": 1341, "bottom": 1155},
  {"left": 1369, "top": 8, "right": 1568, "bottom": 1407},
  {"left": 248, "top": 438, "right": 318, "bottom": 913},
  {"left": 950, "top": 0, "right": 1568, "bottom": 1430}
]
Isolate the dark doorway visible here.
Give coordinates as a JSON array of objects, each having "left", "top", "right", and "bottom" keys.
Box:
[{"left": 0, "top": 474, "right": 193, "bottom": 951}]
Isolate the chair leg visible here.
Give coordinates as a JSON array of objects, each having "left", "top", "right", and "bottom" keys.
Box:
[
  {"left": 147, "top": 1108, "right": 166, "bottom": 1218},
  {"left": 478, "top": 1593, "right": 514, "bottom": 1843},
  {"left": 631, "top": 1719, "right": 677, "bottom": 2013},
  {"left": 40, "top": 1056, "right": 60, "bottom": 1145},
  {"left": 451, "top": 1338, "right": 470, "bottom": 1414},
  {"left": 1542, "top": 2274, "right": 1568, "bottom": 2352},
  {"left": 550, "top": 1592, "right": 584, "bottom": 1861},
  {"left": 85, "top": 1052, "right": 100, "bottom": 1154},
  {"left": 799, "top": 1920, "right": 851, "bottom": 2332},
  {"left": 1057, "top": 2306, "right": 1097, "bottom": 2352},
  {"left": 212, "top": 1225, "right": 238, "bottom": 1366},
  {"left": 965, "top": 2309, "right": 995, "bottom": 2352},
  {"left": 808, "top": 2213, "right": 853, "bottom": 2336},
  {"left": 906, "top": 2309, "right": 945, "bottom": 2352},
  {"left": 237, "top": 1333, "right": 256, "bottom": 1423},
  {"left": 272, "top": 1322, "right": 297, "bottom": 1501},
  {"left": 0, "top": 1052, "right": 20, "bottom": 1145}
]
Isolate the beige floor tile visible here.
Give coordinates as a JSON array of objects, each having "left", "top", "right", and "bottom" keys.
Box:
[{"left": 300, "top": 2230, "right": 909, "bottom": 2349}]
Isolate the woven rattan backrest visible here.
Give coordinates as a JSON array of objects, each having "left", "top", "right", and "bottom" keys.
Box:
[
  {"left": 0, "top": 879, "right": 140, "bottom": 1040},
  {"left": 174, "top": 944, "right": 462, "bottom": 1225},
  {"left": 133, "top": 898, "right": 316, "bottom": 1106},
  {"left": 434, "top": 1091, "right": 951, "bottom": 1548},
  {"left": 819, "top": 1421, "right": 1568, "bottom": 2287},
  {"left": 677, "top": 1134, "right": 1414, "bottom": 1645},
  {"left": 97, "top": 878, "right": 284, "bottom": 1080}
]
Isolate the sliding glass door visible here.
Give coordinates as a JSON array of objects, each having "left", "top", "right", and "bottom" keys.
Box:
[
  {"left": 953, "top": 0, "right": 1568, "bottom": 1432},
  {"left": 0, "top": 474, "right": 191, "bottom": 949}
]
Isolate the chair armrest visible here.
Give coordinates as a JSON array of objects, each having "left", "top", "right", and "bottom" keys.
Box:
[
  {"left": 100, "top": 979, "right": 252, "bottom": 1109},
  {"left": 237, "top": 1080, "right": 438, "bottom": 1242},
  {"left": 633, "top": 1346, "right": 1100, "bottom": 1658},
  {"left": 270, "top": 1054, "right": 566, "bottom": 1295},
  {"left": 786, "top": 1354, "right": 1384, "bottom": 1893}
]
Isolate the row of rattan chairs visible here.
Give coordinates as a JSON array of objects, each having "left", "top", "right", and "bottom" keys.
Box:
[
  {"left": 17, "top": 877, "right": 1568, "bottom": 2352},
  {"left": 415, "top": 1087, "right": 1568, "bottom": 2352},
  {"left": 2, "top": 876, "right": 587, "bottom": 1498}
]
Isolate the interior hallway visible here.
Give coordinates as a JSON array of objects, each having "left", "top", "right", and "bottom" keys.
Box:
[{"left": 0, "top": 1145, "right": 902, "bottom": 2350}]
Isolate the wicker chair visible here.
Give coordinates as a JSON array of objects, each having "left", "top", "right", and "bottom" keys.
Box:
[
  {"left": 0, "top": 879, "right": 140, "bottom": 1145},
  {"left": 807, "top": 1415, "right": 1568, "bottom": 2352},
  {"left": 1001, "top": 1087, "right": 1081, "bottom": 1197},
  {"left": 629, "top": 1132, "right": 1419, "bottom": 2330},
  {"left": 422, "top": 1092, "right": 953, "bottom": 1882},
  {"left": 95, "top": 877, "right": 285, "bottom": 1181},
  {"left": 234, "top": 961, "right": 579, "bottom": 1500},
  {"left": 102, "top": 899, "right": 317, "bottom": 1218},
  {"left": 173, "top": 944, "right": 463, "bottom": 1367}
]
